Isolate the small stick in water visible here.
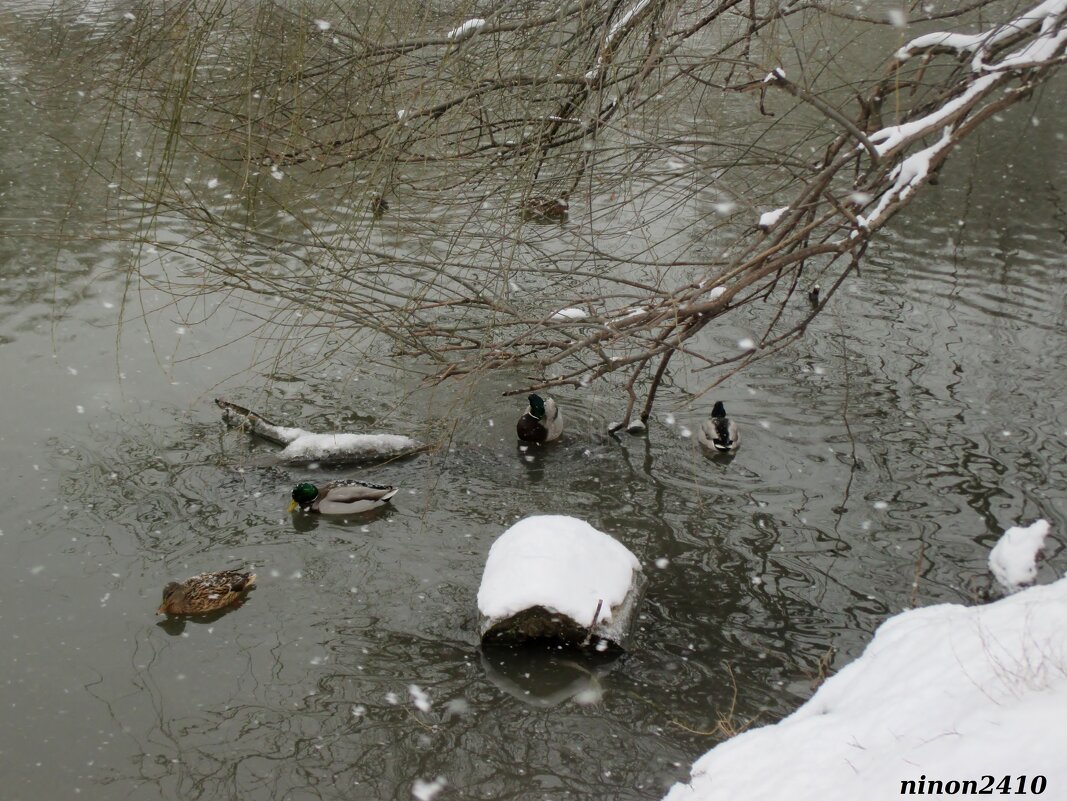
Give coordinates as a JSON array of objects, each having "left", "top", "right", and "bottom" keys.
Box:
[{"left": 582, "top": 599, "right": 604, "bottom": 647}]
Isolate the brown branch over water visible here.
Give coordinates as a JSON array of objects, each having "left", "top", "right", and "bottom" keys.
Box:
[{"left": 61, "top": 0, "right": 1067, "bottom": 425}]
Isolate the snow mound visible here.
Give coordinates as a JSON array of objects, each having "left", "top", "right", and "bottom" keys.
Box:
[
  {"left": 664, "top": 576, "right": 1067, "bottom": 801},
  {"left": 478, "top": 515, "right": 641, "bottom": 631},
  {"left": 989, "top": 519, "right": 1050, "bottom": 593}
]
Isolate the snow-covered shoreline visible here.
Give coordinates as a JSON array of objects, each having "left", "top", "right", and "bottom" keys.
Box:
[{"left": 664, "top": 571, "right": 1067, "bottom": 801}]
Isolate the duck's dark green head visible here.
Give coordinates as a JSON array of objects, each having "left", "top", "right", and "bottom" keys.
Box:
[
  {"left": 712, "top": 401, "right": 727, "bottom": 418},
  {"left": 292, "top": 483, "right": 319, "bottom": 505},
  {"left": 528, "top": 394, "right": 547, "bottom": 420}
]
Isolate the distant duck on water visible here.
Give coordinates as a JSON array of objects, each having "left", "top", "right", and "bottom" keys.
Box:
[
  {"left": 516, "top": 393, "right": 564, "bottom": 443},
  {"left": 808, "top": 284, "right": 820, "bottom": 307},
  {"left": 521, "top": 191, "right": 569, "bottom": 221},
  {"left": 698, "top": 401, "right": 740, "bottom": 454}
]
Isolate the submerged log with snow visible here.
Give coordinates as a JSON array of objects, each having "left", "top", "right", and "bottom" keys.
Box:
[
  {"left": 477, "top": 515, "right": 645, "bottom": 647},
  {"left": 216, "top": 399, "right": 425, "bottom": 464}
]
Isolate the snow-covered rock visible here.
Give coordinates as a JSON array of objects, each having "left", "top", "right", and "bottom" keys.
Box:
[
  {"left": 478, "top": 515, "right": 645, "bottom": 646},
  {"left": 664, "top": 575, "right": 1067, "bottom": 801},
  {"left": 989, "top": 519, "right": 1050, "bottom": 593}
]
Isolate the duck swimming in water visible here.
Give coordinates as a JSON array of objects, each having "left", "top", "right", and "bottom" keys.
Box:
[
  {"left": 289, "top": 479, "right": 399, "bottom": 515},
  {"left": 157, "top": 570, "right": 256, "bottom": 616},
  {"left": 521, "top": 191, "right": 569, "bottom": 221},
  {"left": 808, "top": 284, "right": 821, "bottom": 307},
  {"left": 516, "top": 393, "right": 564, "bottom": 443},
  {"left": 698, "top": 401, "right": 740, "bottom": 454}
]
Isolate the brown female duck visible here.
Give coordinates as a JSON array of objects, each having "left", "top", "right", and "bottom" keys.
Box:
[{"left": 157, "top": 570, "right": 257, "bottom": 615}]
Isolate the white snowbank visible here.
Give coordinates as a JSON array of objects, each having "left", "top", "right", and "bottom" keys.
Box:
[
  {"left": 478, "top": 515, "right": 641, "bottom": 627},
  {"left": 989, "top": 519, "right": 1050, "bottom": 593},
  {"left": 664, "top": 575, "right": 1067, "bottom": 801},
  {"left": 279, "top": 432, "right": 422, "bottom": 460},
  {"left": 551, "top": 307, "right": 589, "bottom": 321},
  {"left": 758, "top": 206, "right": 789, "bottom": 230}
]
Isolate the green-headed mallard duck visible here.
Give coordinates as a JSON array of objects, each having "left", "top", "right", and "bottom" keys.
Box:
[
  {"left": 517, "top": 393, "right": 564, "bottom": 443},
  {"left": 157, "top": 570, "right": 256, "bottom": 616},
  {"left": 521, "top": 191, "right": 569, "bottom": 221},
  {"left": 289, "top": 479, "right": 399, "bottom": 515},
  {"left": 698, "top": 401, "right": 740, "bottom": 453}
]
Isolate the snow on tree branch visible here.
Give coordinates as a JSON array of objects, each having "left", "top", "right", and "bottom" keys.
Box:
[
  {"left": 77, "top": 1, "right": 1067, "bottom": 429},
  {"left": 896, "top": 0, "right": 1067, "bottom": 68}
]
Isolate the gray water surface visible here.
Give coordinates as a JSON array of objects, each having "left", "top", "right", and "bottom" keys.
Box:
[{"left": 1, "top": 4, "right": 1066, "bottom": 801}]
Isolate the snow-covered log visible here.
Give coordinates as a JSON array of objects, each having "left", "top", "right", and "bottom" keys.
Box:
[
  {"left": 477, "top": 515, "right": 645, "bottom": 647},
  {"left": 216, "top": 399, "right": 425, "bottom": 463}
]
